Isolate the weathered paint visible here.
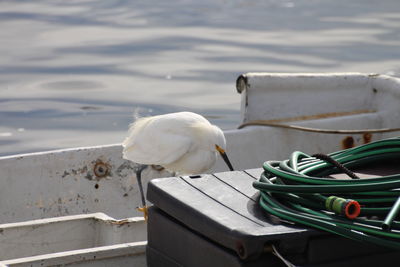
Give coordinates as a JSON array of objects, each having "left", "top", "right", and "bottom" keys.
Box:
[{"left": 0, "top": 145, "right": 172, "bottom": 224}]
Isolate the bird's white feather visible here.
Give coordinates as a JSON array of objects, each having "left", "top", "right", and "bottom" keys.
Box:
[
  {"left": 122, "top": 111, "right": 227, "bottom": 174},
  {"left": 123, "top": 112, "right": 205, "bottom": 165}
]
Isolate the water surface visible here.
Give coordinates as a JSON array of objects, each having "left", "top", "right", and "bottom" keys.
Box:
[{"left": 1, "top": 0, "right": 400, "bottom": 156}]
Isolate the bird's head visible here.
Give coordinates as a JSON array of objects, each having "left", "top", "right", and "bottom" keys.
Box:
[{"left": 211, "top": 125, "right": 234, "bottom": 171}]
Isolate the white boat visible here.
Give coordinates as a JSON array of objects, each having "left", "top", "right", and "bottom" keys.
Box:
[{"left": 1, "top": 73, "right": 400, "bottom": 266}]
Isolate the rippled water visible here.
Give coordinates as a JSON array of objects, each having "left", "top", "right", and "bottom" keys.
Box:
[{"left": 1, "top": 0, "right": 400, "bottom": 156}]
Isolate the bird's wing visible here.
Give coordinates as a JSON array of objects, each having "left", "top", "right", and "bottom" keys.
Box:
[{"left": 122, "top": 115, "right": 194, "bottom": 165}]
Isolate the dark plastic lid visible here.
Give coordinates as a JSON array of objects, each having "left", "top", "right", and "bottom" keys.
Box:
[{"left": 147, "top": 168, "right": 319, "bottom": 259}]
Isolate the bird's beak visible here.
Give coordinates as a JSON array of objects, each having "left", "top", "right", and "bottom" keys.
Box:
[{"left": 215, "top": 145, "right": 234, "bottom": 171}]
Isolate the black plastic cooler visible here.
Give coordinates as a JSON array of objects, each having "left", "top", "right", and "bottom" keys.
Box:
[{"left": 146, "top": 169, "right": 397, "bottom": 266}]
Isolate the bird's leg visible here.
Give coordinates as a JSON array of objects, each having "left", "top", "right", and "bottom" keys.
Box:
[{"left": 135, "top": 164, "right": 149, "bottom": 221}]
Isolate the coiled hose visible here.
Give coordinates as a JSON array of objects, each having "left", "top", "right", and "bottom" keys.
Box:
[{"left": 253, "top": 137, "right": 400, "bottom": 250}]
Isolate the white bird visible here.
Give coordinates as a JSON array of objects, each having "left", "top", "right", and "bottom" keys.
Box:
[
  {"left": 122, "top": 112, "right": 234, "bottom": 220},
  {"left": 122, "top": 111, "right": 234, "bottom": 174}
]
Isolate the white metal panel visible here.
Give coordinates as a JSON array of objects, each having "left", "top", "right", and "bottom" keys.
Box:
[
  {"left": 211, "top": 112, "right": 396, "bottom": 172},
  {"left": 0, "top": 145, "right": 171, "bottom": 224},
  {"left": 212, "top": 73, "right": 400, "bottom": 172},
  {"left": 0, "top": 213, "right": 146, "bottom": 261},
  {"left": 236, "top": 73, "right": 386, "bottom": 123},
  {"left": 0, "top": 242, "right": 146, "bottom": 267}
]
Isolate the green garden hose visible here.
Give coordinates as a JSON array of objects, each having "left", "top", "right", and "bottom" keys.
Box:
[{"left": 253, "top": 137, "right": 400, "bottom": 250}]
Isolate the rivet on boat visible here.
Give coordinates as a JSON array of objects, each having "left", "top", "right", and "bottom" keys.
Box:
[
  {"left": 93, "top": 161, "right": 110, "bottom": 178},
  {"left": 236, "top": 243, "right": 246, "bottom": 258}
]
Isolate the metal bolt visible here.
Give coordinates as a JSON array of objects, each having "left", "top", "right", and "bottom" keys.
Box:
[{"left": 94, "top": 161, "right": 109, "bottom": 178}]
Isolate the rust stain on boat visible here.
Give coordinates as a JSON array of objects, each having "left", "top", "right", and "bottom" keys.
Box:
[
  {"left": 342, "top": 136, "right": 354, "bottom": 149},
  {"left": 363, "top": 133, "right": 372, "bottom": 144},
  {"left": 263, "top": 110, "right": 376, "bottom": 123},
  {"left": 103, "top": 218, "right": 133, "bottom": 227},
  {"left": 60, "top": 166, "right": 88, "bottom": 179}
]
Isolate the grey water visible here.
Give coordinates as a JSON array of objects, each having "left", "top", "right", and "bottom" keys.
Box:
[{"left": 1, "top": 0, "right": 400, "bottom": 156}]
